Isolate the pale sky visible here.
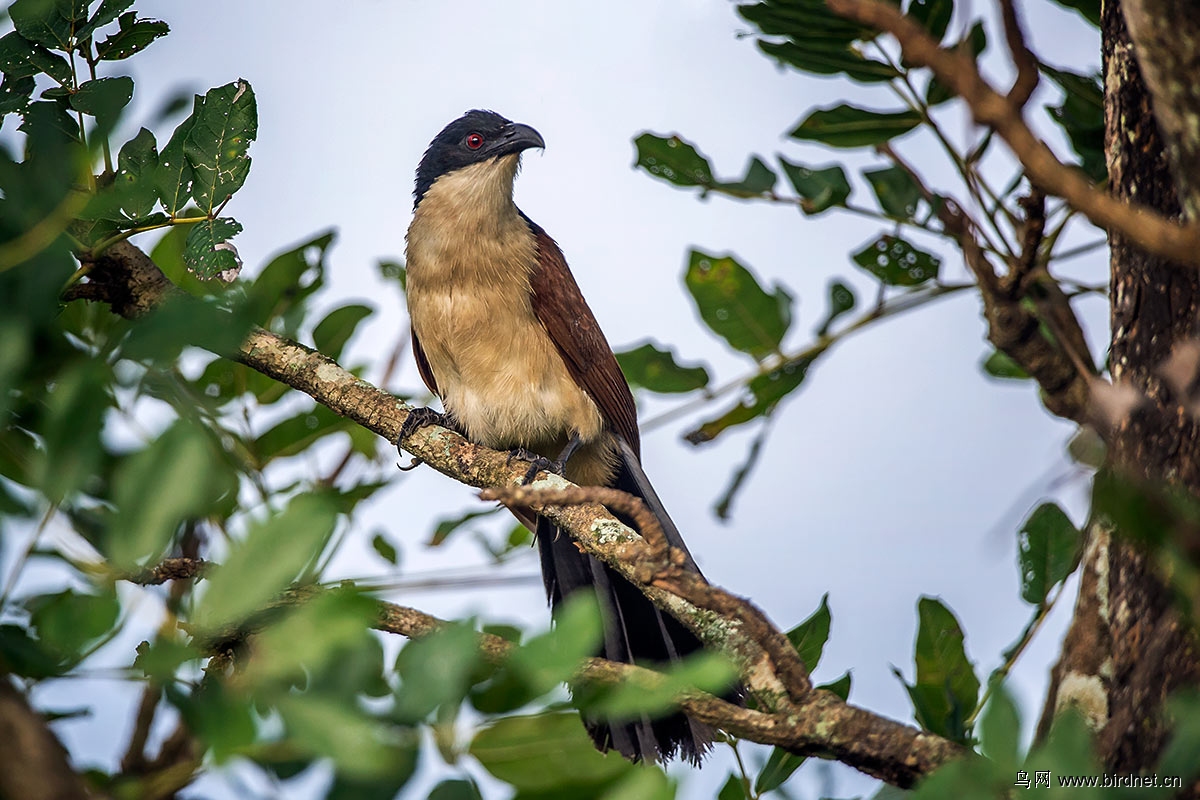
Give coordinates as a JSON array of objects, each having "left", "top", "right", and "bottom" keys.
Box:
[{"left": 27, "top": 1, "right": 1106, "bottom": 797}]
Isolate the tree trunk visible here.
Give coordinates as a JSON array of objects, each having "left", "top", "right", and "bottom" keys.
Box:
[{"left": 1038, "top": 0, "right": 1200, "bottom": 786}]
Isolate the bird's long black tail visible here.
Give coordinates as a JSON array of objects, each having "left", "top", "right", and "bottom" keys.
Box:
[{"left": 535, "top": 437, "right": 715, "bottom": 764}]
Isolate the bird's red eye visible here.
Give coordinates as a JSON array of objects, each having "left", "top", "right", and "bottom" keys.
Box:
[{"left": 465, "top": 133, "right": 484, "bottom": 150}]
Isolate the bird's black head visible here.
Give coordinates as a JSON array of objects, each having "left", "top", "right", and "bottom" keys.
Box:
[{"left": 413, "top": 110, "right": 545, "bottom": 206}]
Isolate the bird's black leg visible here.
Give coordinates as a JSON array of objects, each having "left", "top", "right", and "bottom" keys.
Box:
[
  {"left": 396, "top": 408, "right": 461, "bottom": 469},
  {"left": 511, "top": 434, "right": 584, "bottom": 485}
]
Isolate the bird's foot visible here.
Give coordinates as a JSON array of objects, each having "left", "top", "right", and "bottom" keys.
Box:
[
  {"left": 396, "top": 408, "right": 456, "bottom": 470},
  {"left": 508, "top": 447, "right": 566, "bottom": 485}
]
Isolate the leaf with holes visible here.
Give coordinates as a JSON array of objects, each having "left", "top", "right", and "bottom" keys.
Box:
[
  {"left": 633, "top": 132, "right": 715, "bottom": 188},
  {"left": 715, "top": 155, "right": 777, "bottom": 196},
  {"left": 9, "top": 0, "right": 74, "bottom": 52},
  {"left": 183, "top": 217, "right": 242, "bottom": 281},
  {"left": 75, "top": 0, "right": 136, "bottom": 42},
  {"left": 816, "top": 280, "right": 856, "bottom": 336},
  {"left": 864, "top": 165, "right": 922, "bottom": 219},
  {"left": 685, "top": 249, "right": 792, "bottom": 360},
  {"left": 155, "top": 104, "right": 197, "bottom": 214},
  {"left": 852, "top": 234, "right": 940, "bottom": 286},
  {"left": 1018, "top": 503, "right": 1081, "bottom": 606},
  {"left": 0, "top": 31, "right": 72, "bottom": 83},
  {"left": 758, "top": 39, "right": 896, "bottom": 83},
  {"left": 778, "top": 158, "right": 852, "bottom": 214},
  {"left": 685, "top": 356, "right": 812, "bottom": 443},
  {"left": 113, "top": 127, "right": 159, "bottom": 218},
  {"left": 184, "top": 79, "right": 258, "bottom": 212},
  {"left": 791, "top": 104, "right": 922, "bottom": 148},
  {"left": 616, "top": 342, "right": 709, "bottom": 393},
  {"left": 96, "top": 12, "right": 169, "bottom": 60}
]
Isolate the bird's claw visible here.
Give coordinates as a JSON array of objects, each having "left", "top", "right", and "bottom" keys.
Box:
[
  {"left": 508, "top": 447, "right": 565, "bottom": 485},
  {"left": 396, "top": 408, "right": 453, "bottom": 470}
]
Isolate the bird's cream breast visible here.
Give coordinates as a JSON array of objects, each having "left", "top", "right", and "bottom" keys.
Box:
[{"left": 405, "top": 160, "right": 606, "bottom": 457}]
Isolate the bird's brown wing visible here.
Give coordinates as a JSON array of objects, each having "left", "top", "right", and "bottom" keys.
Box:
[
  {"left": 525, "top": 219, "right": 641, "bottom": 458},
  {"left": 411, "top": 328, "right": 439, "bottom": 397}
]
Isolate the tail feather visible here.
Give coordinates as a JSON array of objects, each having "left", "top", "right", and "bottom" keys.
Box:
[{"left": 534, "top": 437, "right": 716, "bottom": 764}]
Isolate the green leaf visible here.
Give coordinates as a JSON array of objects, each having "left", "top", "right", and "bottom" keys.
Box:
[
  {"left": 70, "top": 77, "right": 134, "bottom": 133},
  {"left": 427, "top": 779, "right": 483, "bottom": 800},
  {"left": 778, "top": 158, "right": 851, "bottom": 214},
  {"left": 685, "top": 249, "right": 791, "bottom": 360},
  {"left": 277, "top": 694, "right": 402, "bottom": 778},
  {"left": 31, "top": 360, "right": 111, "bottom": 504},
  {"left": 685, "top": 356, "right": 811, "bottom": 443},
  {"left": 247, "top": 230, "right": 335, "bottom": 333},
  {"left": 864, "top": 165, "right": 922, "bottom": 219},
  {"left": 166, "top": 681, "right": 257, "bottom": 762},
  {"left": 95, "top": 12, "right": 169, "bottom": 60},
  {"left": 633, "top": 132, "right": 714, "bottom": 188},
  {"left": 504, "top": 594, "right": 605, "bottom": 701},
  {"left": 1017, "top": 503, "right": 1081, "bottom": 606},
  {"left": 599, "top": 769, "right": 674, "bottom": 800},
  {"left": 717, "top": 775, "right": 744, "bottom": 800},
  {"left": 758, "top": 39, "right": 897, "bottom": 83},
  {"left": 905, "top": 0, "right": 953, "bottom": 42},
  {"left": 978, "top": 686, "right": 1021, "bottom": 771},
  {"left": 0, "top": 31, "right": 72, "bottom": 83},
  {"left": 10, "top": 0, "right": 73, "bottom": 52},
  {"left": 901, "top": 597, "right": 980, "bottom": 742},
  {"left": 470, "top": 712, "right": 633, "bottom": 793},
  {"left": 183, "top": 217, "right": 243, "bottom": 281},
  {"left": 616, "top": 342, "right": 709, "bottom": 394},
  {"left": 790, "top": 104, "right": 922, "bottom": 148},
  {"left": 393, "top": 622, "right": 483, "bottom": 722},
  {"left": 75, "top": 0, "right": 136, "bottom": 42},
  {"left": 194, "top": 493, "right": 339, "bottom": 629},
  {"left": 981, "top": 350, "right": 1030, "bottom": 380},
  {"left": 28, "top": 588, "right": 119, "bottom": 660},
  {"left": 756, "top": 746, "right": 804, "bottom": 793},
  {"left": 426, "top": 508, "right": 500, "bottom": 547},
  {"left": 592, "top": 651, "right": 738, "bottom": 719},
  {"left": 313, "top": 303, "right": 373, "bottom": 361},
  {"left": 715, "top": 155, "right": 777, "bottom": 196},
  {"left": 815, "top": 280, "right": 856, "bottom": 337},
  {"left": 106, "top": 420, "right": 235, "bottom": 568},
  {"left": 0, "top": 74, "right": 36, "bottom": 115},
  {"left": 184, "top": 79, "right": 257, "bottom": 212},
  {"left": 852, "top": 234, "right": 940, "bottom": 286},
  {"left": 155, "top": 104, "right": 197, "bottom": 214},
  {"left": 371, "top": 532, "right": 399, "bottom": 565},
  {"left": 1042, "top": 65, "right": 1105, "bottom": 182},
  {"left": 377, "top": 259, "right": 407, "bottom": 290},
  {"left": 820, "top": 671, "right": 852, "bottom": 699},
  {"left": 785, "top": 593, "right": 831, "bottom": 672},
  {"left": 0, "top": 623, "right": 64, "bottom": 677},
  {"left": 737, "top": 0, "right": 871, "bottom": 44},
  {"left": 1045, "top": 0, "right": 1100, "bottom": 26},
  {"left": 252, "top": 404, "right": 354, "bottom": 466},
  {"left": 113, "top": 127, "right": 159, "bottom": 218},
  {"left": 240, "top": 589, "right": 379, "bottom": 691}
]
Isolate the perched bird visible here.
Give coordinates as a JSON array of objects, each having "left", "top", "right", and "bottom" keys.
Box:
[{"left": 400, "top": 110, "right": 715, "bottom": 763}]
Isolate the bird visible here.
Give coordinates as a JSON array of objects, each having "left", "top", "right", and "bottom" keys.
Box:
[{"left": 399, "top": 109, "right": 717, "bottom": 763}]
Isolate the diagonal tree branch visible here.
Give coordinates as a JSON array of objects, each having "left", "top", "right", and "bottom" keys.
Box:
[
  {"left": 0, "top": 675, "right": 97, "bottom": 800},
  {"left": 823, "top": 0, "right": 1200, "bottom": 266},
  {"left": 77, "top": 240, "right": 965, "bottom": 788}
]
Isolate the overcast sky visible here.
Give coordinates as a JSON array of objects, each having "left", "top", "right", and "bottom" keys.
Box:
[{"left": 31, "top": 1, "right": 1106, "bottom": 797}]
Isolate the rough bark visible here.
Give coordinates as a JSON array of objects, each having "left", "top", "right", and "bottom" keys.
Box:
[{"left": 1038, "top": 1, "right": 1200, "bottom": 782}]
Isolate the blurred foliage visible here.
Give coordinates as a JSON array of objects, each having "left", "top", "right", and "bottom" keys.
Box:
[{"left": 0, "top": 0, "right": 1194, "bottom": 798}]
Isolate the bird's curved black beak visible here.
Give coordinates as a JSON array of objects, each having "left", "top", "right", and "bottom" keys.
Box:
[{"left": 483, "top": 122, "right": 545, "bottom": 160}]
